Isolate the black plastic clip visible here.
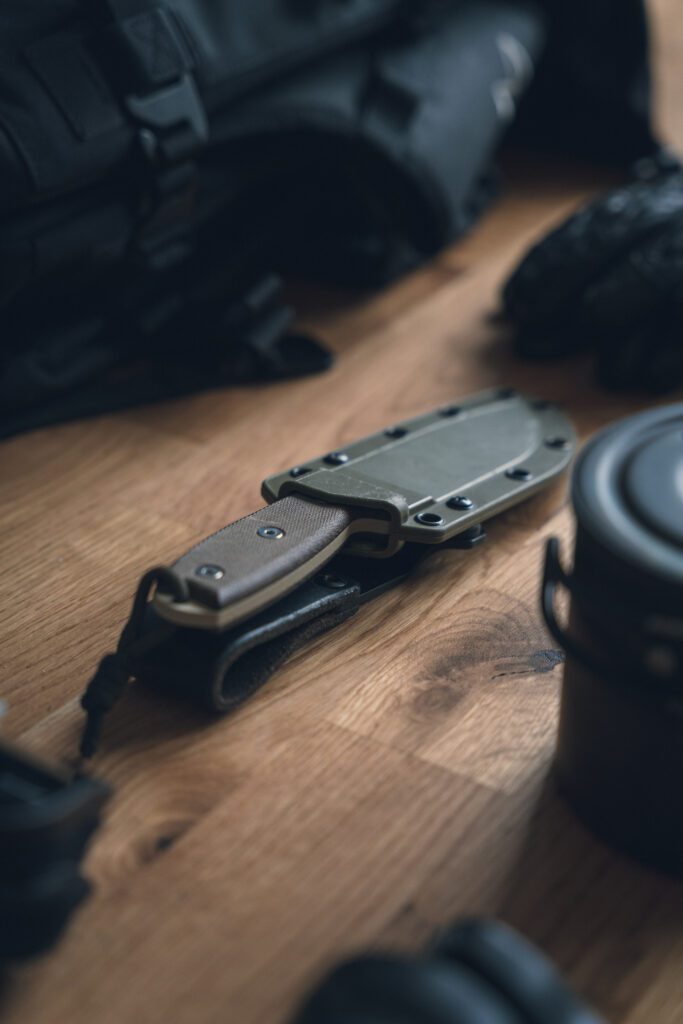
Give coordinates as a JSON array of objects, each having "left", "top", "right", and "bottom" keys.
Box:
[
  {"left": 129, "top": 70, "right": 209, "bottom": 269},
  {"left": 126, "top": 69, "right": 209, "bottom": 269}
]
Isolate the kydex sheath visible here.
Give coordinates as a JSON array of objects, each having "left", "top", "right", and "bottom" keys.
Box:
[{"left": 79, "top": 389, "right": 575, "bottom": 757}]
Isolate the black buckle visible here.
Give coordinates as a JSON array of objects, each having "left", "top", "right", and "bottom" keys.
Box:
[
  {"left": 125, "top": 71, "right": 209, "bottom": 269},
  {"left": 127, "top": 71, "right": 209, "bottom": 166}
]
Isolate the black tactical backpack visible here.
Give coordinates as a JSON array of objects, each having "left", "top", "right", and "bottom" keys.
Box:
[{"left": 0, "top": 0, "right": 654, "bottom": 437}]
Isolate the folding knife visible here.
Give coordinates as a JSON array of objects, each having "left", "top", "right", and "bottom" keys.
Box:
[{"left": 152, "top": 389, "right": 574, "bottom": 632}]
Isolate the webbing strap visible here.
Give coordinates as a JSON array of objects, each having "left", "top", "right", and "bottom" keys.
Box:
[
  {"left": 100, "top": 7, "right": 194, "bottom": 93},
  {"left": 76, "top": 2, "right": 209, "bottom": 265}
]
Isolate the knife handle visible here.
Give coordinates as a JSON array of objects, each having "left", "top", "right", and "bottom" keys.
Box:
[{"left": 154, "top": 495, "right": 355, "bottom": 629}]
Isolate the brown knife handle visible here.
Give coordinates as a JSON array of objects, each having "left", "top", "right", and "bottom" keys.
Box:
[{"left": 161, "top": 495, "right": 355, "bottom": 623}]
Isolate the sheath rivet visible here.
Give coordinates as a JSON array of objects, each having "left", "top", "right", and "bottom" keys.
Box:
[
  {"left": 324, "top": 451, "right": 349, "bottom": 466},
  {"left": 196, "top": 564, "right": 225, "bottom": 580},
  {"left": 257, "top": 526, "right": 285, "bottom": 539},
  {"left": 439, "top": 405, "right": 461, "bottom": 418},
  {"left": 447, "top": 495, "right": 475, "bottom": 510},
  {"left": 415, "top": 512, "right": 444, "bottom": 526},
  {"left": 385, "top": 427, "right": 407, "bottom": 439},
  {"left": 545, "top": 437, "right": 570, "bottom": 450},
  {"left": 290, "top": 466, "right": 312, "bottom": 478},
  {"left": 506, "top": 467, "right": 532, "bottom": 481},
  {"left": 320, "top": 574, "right": 348, "bottom": 590},
  {"left": 497, "top": 388, "right": 517, "bottom": 399}
]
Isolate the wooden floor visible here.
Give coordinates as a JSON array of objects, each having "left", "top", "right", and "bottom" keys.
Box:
[{"left": 2, "top": 3, "right": 683, "bottom": 1021}]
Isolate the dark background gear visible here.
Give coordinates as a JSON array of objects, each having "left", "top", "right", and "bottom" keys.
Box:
[
  {"left": 0, "top": 744, "right": 110, "bottom": 961},
  {"left": 0, "top": 0, "right": 656, "bottom": 436},
  {"left": 290, "top": 918, "right": 603, "bottom": 1024},
  {"left": 503, "top": 149, "right": 683, "bottom": 392}
]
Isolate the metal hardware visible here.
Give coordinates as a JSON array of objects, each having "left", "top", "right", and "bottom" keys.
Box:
[
  {"left": 196, "top": 564, "right": 225, "bottom": 580},
  {"left": 415, "top": 512, "right": 444, "bottom": 526},
  {"left": 446, "top": 524, "right": 487, "bottom": 549},
  {"left": 320, "top": 574, "right": 348, "bottom": 590},
  {"left": 257, "top": 526, "right": 285, "bottom": 539}
]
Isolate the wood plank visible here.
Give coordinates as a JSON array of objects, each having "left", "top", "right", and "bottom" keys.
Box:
[{"left": 2, "top": 1, "right": 683, "bottom": 1022}]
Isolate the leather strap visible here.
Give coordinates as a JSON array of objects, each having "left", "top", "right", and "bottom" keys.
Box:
[
  {"left": 136, "top": 573, "right": 361, "bottom": 713},
  {"left": 131, "top": 529, "right": 485, "bottom": 714}
]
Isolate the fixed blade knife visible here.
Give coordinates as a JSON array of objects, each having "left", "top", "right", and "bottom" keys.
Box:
[{"left": 152, "top": 390, "right": 575, "bottom": 631}]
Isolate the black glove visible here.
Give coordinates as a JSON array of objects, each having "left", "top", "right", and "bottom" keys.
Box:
[{"left": 503, "top": 149, "right": 683, "bottom": 392}]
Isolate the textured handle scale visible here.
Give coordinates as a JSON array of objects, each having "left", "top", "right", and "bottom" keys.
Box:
[{"left": 156, "top": 495, "right": 354, "bottom": 628}]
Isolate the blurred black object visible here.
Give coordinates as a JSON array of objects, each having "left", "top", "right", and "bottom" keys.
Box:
[
  {"left": 504, "top": 149, "right": 683, "bottom": 392},
  {"left": 513, "top": 0, "right": 655, "bottom": 164},
  {"left": 291, "top": 917, "right": 603, "bottom": 1023},
  {"left": 542, "top": 404, "right": 683, "bottom": 876},
  {"left": 0, "top": 0, "right": 545, "bottom": 438},
  {"left": 0, "top": 742, "right": 109, "bottom": 959},
  {"left": 0, "top": 0, "right": 655, "bottom": 437}
]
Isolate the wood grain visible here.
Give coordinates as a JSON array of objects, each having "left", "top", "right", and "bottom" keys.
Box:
[{"left": 2, "top": 2, "right": 683, "bottom": 1021}]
